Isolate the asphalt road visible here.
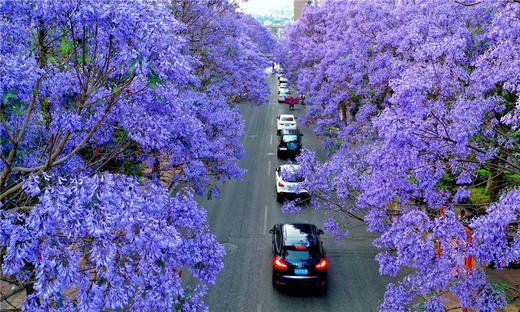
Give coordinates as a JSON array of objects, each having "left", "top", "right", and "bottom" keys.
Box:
[{"left": 196, "top": 73, "right": 395, "bottom": 312}]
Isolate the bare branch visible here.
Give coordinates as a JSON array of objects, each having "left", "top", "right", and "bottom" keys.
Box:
[{"left": 0, "top": 77, "right": 42, "bottom": 188}]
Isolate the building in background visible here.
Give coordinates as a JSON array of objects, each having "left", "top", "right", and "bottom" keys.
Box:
[
  {"left": 293, "top": 0, "right": 312, "bottom": 21},
  {"left": 293, "top": 0, "right": 325, "bottom": 21}
]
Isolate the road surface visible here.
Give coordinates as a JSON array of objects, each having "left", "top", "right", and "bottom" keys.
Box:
[{"left": 196, "top": 73, "right": 395, "bottom": 312}]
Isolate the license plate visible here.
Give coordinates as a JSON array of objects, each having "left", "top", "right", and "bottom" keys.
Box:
[
  {"left": 279, "top": 147, "right": 287, "bottom": 151},
  {"left": 294, "top": 268, "right": 307, "bottom": 275},
  {"left": 288, "top": 186, "right": 295, "bottom": 191},
  {"left": 284, "top": 123, "right": 290, "bottom": 126}
]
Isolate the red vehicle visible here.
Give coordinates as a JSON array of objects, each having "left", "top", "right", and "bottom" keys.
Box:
[{"left": 285, "top": 96, "right": 299, "bottom": 110}]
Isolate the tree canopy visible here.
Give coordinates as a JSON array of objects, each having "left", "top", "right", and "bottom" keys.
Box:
[
  {"left": 0, "top": 0, "right": 274, "bottom": 311},
  {"left": 279, "top": 0, "right": 520, "bottom": 310}
]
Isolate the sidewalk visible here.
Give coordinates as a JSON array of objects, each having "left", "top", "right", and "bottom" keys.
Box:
[
  {"left": 487, "top": 267, "right": 520, "bottom": 311},
  {"left": 442, "top": 267, "right": 520, "bottom": 312},
  {"left": 2, "top": 268, "right": 519, "bottom": 310}
]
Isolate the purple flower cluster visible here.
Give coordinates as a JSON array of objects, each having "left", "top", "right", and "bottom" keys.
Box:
[
  {"left": 280, "top": 0, "right": 520, "bottom": 310},
  {"left": 1, "top": 0, "right": 274, "bottom": 310}
]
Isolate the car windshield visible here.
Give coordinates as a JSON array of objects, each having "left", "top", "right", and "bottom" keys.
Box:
[{"left": 280, "top": 116, "right": 293, "bottom": 121}]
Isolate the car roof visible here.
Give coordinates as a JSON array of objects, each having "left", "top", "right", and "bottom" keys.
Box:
[
  {"left": 279, "top": 114, "right": 295, "bottom": 119},
  {"left": 281, "top": 224, "right": 317, "bottom": 247}
]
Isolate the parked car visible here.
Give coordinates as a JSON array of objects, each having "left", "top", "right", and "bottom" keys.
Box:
[
  {"left": 277, "top": 128, "right": 302, "bottom": 158},
  {"left": 278, "top": 87, "right": 290, "bottom": 94},
  {"left": 269, "top": 223, "right": 327, "bottom": 291},
  {"left": 276, "top": 114, "right": 297, "bottom": 133},
  {"left": 278, "top": 88, "right": 291, "bottom": 103},
  {"left": 275, "top": 164, "right": 308, "bottom": 201}
]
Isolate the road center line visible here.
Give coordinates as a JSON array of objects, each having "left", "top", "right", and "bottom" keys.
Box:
[
  {"left": 270, "top": 134, "right": 273, "bottom": 145},
  {"left": 263, "top": 205, "right": 268, "bottom": 235},
  {"left": 267, "top": 159, "right": 271, "bottom": 176},
  {"left": 257, "top": 303, "right": 262, "bottom": 312},
  {"left": 271, "top": 117, "right": 274, "bottom": 127}
]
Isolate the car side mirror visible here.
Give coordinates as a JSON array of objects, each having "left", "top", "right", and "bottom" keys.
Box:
[
  {"left": 269, "top": 229, "right": 274, "bottom": 234},
  {"left": 318, "top": 229, "right": 324, "bottom": 235}
]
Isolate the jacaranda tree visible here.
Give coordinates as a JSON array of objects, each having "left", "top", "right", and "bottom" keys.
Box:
[
  {"left": 280, "top": 0, "right": 520, "bottom": 310},
  {"left": 0, "top": 0, "right": 273, "bottom": 311}
]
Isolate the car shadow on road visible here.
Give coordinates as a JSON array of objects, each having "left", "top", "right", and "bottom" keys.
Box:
[{"left": 274, "top": 285, "right": 327, "bottom": 298}]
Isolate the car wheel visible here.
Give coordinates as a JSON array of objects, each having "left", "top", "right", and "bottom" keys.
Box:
[{"left": 276, "top": 193, "right": 283, "bottom": 202}]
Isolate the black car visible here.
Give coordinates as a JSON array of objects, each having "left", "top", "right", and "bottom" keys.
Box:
[
  {"left": 269, "top": 223, "right": 327, "bottom": 291},
  {"left": 277, "top": 129, "right": 302, "bottom": 158}
]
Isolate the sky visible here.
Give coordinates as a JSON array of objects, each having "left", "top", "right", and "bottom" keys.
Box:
[{"left": 238, "top": 0, "right": 292, "bottom": 16}]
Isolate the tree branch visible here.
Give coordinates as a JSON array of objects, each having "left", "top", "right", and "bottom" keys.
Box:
[{"left": 0, "top": 77, "right": 42, "bottom": 189}]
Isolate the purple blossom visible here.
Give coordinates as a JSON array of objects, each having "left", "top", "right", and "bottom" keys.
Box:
[
  {"left": 280, "top": 0, "right": 520, "bottom": 310},
  {"left": 1, "top": 0, "right": 274, "bottom": 310}
]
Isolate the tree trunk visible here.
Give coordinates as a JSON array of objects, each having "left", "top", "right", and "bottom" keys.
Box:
[{"left": 486, "top": 164, "right": 502, "bottom": 202}]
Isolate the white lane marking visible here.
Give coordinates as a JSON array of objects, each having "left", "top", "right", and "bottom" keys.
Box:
[
  {"left": 270, "top": 134, "right": 273, "bottom": 145},
  {"left": 257, "top": 303, "right": 262, "bottom": 312},
  {"left": 266, "top": 152, "right": 275, "bottom": 156},
  {"left": 263, "top": 205, "right": 268, "bottom": 235},
  {"left": 271, "top": 117, "right": 274, "bottom": 127},
  {"left": 267, "top": 159, "right": 271, "bottom": 176}
]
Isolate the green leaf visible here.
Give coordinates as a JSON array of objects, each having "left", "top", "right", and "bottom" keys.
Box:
[
  {"left": 2, "top": 89, "right": 15, "bottom": 105},
  {"left": 126, "top": 59, "right": 137, "bottom": 76},
  {"left": 491, "top": 282, "right": 508, "bottom": 291},
  {"left": 59, "top": 38, "right": 73, "bottom": 56},
  {"left": 147, "top": 71, "right": 166, "bottom": 90},
  {"left": 155, "top": 259, "right": 165, "bottom": 268}
]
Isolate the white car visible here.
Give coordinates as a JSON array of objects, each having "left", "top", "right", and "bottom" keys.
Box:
[
  {"left": 276, "top": 114, "right": 297, "bottom": 133},
  {"left": 275, "top": 164, "right": 309, "bottom": 202},
  {"left": 278, "top": 88, "right": 291, "bottom": 103},
  {"left": 278, "top": 75, "right": 288, "bottom": 84}
]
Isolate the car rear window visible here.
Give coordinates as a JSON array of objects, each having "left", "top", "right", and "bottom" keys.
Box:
[
  {"left": 281, "top": 167, "right": 304, "bottom": 182},
  {"left": 284, "top": 250, "right": 313, "bottom": 261},
  {"left": 281, "top": 116, "right": 293, "bottom": 121},
  {"left": 282, "top": 135, "right": 298, "bottom": 142}
]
